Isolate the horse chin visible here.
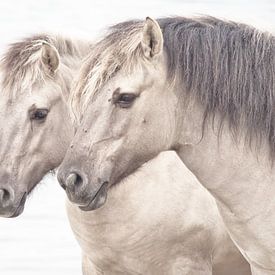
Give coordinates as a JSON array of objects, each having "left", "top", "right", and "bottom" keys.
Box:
[
  {"left": 79, "top": 182, "right": 108, "bottom": 211},
  {"left": 9, "top": 205, "right": 24, "bottom": 218},
  {"left": 8, "top": 192, "right": 27, "bottom": 218}
]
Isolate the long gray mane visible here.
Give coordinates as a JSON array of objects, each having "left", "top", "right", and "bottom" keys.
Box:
[
  {"left": 159, "top": 17, "right": 275, "bottom": 157},
  {"left": 73, "top": 16, "right": 275, "bottom": 157},
  {"left": 1, "top": 34, "right": 92, "bottom": 98}
]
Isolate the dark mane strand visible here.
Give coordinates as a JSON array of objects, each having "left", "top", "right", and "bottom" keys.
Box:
[{"left": 158, "top": 16, "right": 275, "bottom": 157}]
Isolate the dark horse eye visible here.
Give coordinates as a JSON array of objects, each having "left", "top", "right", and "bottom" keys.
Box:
[
  {"left": 30, "top": 109, "right": 49, "bottom": 121},
  {"left": 115, "top": 93, "right": 137, "bottom": 108}
]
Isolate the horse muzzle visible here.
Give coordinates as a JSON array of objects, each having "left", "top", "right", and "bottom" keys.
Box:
[
  {"left": 58, "top": 171, "right": 108, "bottom": 211},
  {"left": 0, "top": 190, "right": 27, "bottom": 218}
]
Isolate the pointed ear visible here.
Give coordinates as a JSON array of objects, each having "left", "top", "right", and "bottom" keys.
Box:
[
  {"left": 41, "top": 42, "right": 60, "bottom": 73},
  {"left": 141, "top": 17, "right": 163, "bottom": 59}
]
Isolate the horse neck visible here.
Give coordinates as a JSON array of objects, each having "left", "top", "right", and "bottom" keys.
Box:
[
  {"left": 174, "top": 89, "right": 275, "bottom": 270},
  {"left": 174, "top": 85, "right": 275, "bottom": 209}
]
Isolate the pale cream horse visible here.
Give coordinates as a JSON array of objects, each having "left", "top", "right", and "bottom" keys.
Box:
[
  {"left": 0, "top": 34, "right": 90, "bottom": 217},
  {"left": 0, "top": 34, "right": 249, "bottom": 274},
  {"left": 58, "top": 17, "right": 275, "bottom": 274}
]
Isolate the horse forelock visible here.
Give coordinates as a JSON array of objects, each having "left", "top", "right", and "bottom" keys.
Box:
[
  {"left": 71, "top": 16, "right": 275, "bottom": 158},
  {"left": 69, "top": 20, "right": 145, "bottom": 123},
  {"left": 1, "top": 37, "right": 45, "bottom": 98},
  {"left": 1, "top": 34, "right": 91, "bottom": 100}
]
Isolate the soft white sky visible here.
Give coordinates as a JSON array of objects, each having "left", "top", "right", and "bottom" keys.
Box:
[
  {"left": 1, "top": 0, "right": 275, "bottom": 52},
  {"left": 0, "top": 1, "right": 274, "bottom": 274}
]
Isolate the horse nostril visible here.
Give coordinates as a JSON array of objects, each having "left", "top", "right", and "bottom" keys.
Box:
[
  {"left": 66, "top": 173, "right": 83, "bottom": 191},
  {"left": 0, "top": 188, "right": 12, "bottom": 207},
  {"left": 75, "top": 174, "right": 83, "bottom": 186},
  {"left": 60, "top": 182, "right": 67, "bottom": 190}
]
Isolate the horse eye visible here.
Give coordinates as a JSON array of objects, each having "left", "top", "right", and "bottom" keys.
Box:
[
  {"left": 30, "top": 109, "right": 49, "bottom": 121},
  {"left": 115, "top": 93, "right": 137, "bottom": 108}
]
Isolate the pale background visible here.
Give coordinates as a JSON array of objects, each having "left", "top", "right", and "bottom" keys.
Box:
[{"left": 0, "top": 1, "right": 274, "bottom": 274}]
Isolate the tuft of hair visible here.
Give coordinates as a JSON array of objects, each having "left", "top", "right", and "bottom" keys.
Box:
[
  {"left": 1, "top": 34, "right": 92, "bottom": 99},
  {"left": 70, "top": 16, "right": 275, "bottom": 158},
  {"left": 69, "top": 20, "right": 145, "bottom": 122}
]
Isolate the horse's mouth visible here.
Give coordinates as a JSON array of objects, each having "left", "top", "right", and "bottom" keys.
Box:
[
  {"left": 79, "top": 182, "right": 108, "bottom": 211},
  {"left": 9, "top": 192, "right": 27, "bottom": 218}
]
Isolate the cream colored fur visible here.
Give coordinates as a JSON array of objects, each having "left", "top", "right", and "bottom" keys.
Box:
[{"left": 67, "top": 152, "right": 250, "bottom": 275}]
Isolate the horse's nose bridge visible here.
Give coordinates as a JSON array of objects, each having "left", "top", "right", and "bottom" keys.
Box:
[
  {"left": 0, "top": 154, "right": 20, "bottom": 176},
  {"left": 0, "top": 168, "right": 8, "bottom": 181},
  {"left": 0, "top": 136, "right": 16, "bottom": 163},
  {"left": 0, "top": 169, "right": 13, "bottom": 186},
  {"left": 69, "top": 133, "right": 94, "bottom": 161},
  {"left": 0, "top": 117, "right": 29, "bottom": 157}
]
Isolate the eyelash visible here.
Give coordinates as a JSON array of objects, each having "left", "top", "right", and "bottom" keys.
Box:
[
  {"left": 30, "top": 108, "right": 49, "bottom": 122},
  {"left": 114, "top": 93, "right": 137, "bottom": 108}
]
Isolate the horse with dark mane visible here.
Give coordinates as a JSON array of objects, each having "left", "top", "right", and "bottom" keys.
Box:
[{"left": 58, "top": 16, "right": 275, "bottom": 274}]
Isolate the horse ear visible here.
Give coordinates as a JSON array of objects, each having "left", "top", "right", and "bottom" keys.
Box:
[
  {"left": 142, "top": 17, "right": 163, "bottom": 59},
  {"left": 41, "top": 42, "right": 60, "bottom": 73}
]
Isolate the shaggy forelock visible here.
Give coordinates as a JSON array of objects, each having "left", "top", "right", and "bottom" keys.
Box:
[
  {"left": 69, "top": 20, "right": 145, "bottom": 121},
  {"left": 71, "top": 16, "right": 275, "bottom": 157},
  {"left": 1, "top": 34, "right": 91, "bottom": 99}
]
